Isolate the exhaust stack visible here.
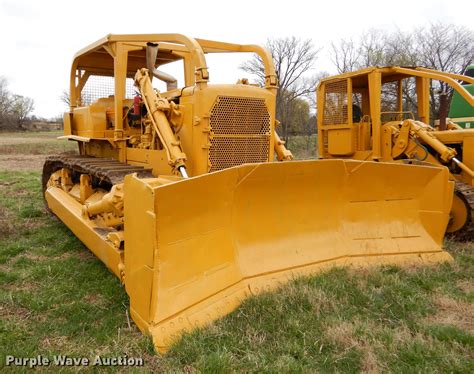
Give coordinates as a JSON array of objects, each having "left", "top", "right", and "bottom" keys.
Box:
[{"left": 146, "top": 42, "right": 178, "bottom": 91}]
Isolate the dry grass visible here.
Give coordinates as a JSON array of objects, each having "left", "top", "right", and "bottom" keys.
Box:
[
  {"left": 0, "top": 132, "right": 472, "bottom": 372},
  {"left": 428, "top": 295, "right": 474, "bottom": 334},
  {"left": 0, "top": 131, "right": 77, "bottom": 171},
  {"left": 457, "top": 279, "right": 474, "bottom": 294}
]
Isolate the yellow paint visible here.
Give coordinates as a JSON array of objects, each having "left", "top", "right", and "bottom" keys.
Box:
[
  {"left": 317, "top": 66, "right": 474, "bottom": 233},
  {"left": 123, "top": 160, "right": 453, "bottom": 351},
  {"left": 43, "top": 38, "right": 457, "bottom": 353},
  {"left": 45, "top": 187, "right": 124, "bottom": 280}
]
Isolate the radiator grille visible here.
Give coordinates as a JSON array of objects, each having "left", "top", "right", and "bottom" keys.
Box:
[
  {"left": 209, "top": 138, "right": 270, "bottom": 172},
  {"left": 210, "top": 96, "right": 271, "bottom": 134},
  {"left": 208, "top": 96, "right": 271, "bottom": 172}
]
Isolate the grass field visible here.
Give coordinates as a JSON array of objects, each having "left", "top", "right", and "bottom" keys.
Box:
[
  {"left": 0, "top": 131, "right": 77, "bottom": 172},
  {"left": 0, "top": 131, "right": 473, "bottom": 372}
]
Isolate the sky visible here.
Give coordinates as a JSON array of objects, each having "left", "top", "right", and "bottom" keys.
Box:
[{"left": 0, "top": 0, "right": 472, "bottom": 119}]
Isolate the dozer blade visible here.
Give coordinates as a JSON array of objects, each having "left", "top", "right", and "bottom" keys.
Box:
[{"left": 123, "top": 159, "right": 453, "bottom": 352}]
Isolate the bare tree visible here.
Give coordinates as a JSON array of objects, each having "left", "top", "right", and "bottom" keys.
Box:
[
  {"left": 10, "top": 94, "right": 34, "bottom": 128},
  {"left": 330, "top": 39, "right": 358, "bottom": 73},
  {"left": 241, "top": 37, "right": 320, "bottom": 143},
  {"left": 0, "top": 77, "right": 36, "bottom": 130},
  {"left": 60, "top": 89, "right": 90, "bottom": 108},
  {"left": 415, "top": 22, "right": 473, "bottom": 75},
  {"left": 357, "top": 29, "right": 387, "bottom": 67},
  {"left": 60, "top": 89, "right": 70, "bottom": 107},
  {"left": 329, "top": 23, "right": 474, "bottom": 122},
  {"left": 383, "top": 30, "right": 418, "bottom": 66},
  {"left": 0, "top": 76, "right": 11, "bottom": 120},
  {"left": 331, "top": 29, "right": 418, "bottom": 71},
  {"left": 414, "top": 22, "right": 474, "bottom": 119}
]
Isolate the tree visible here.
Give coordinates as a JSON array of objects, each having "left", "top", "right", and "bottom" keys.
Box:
[
  {"left": 241, "top": 37, "right": 320, "bottom": 143},
  {"left": 10, "top": 95, "right": 34, "bottom": 128},
  {"left": 301, "top": 114, "right": 317, "bottom": 154},
  {"left": 0, "top": 76, "right": 11, "bottom": 120},
  {"left": 331, "top": 29, "right": 419, "bottom": 72},
  {"left": 357, "top": 29, "right": 387, "bottom": 67},
  {"left": 415, "top": 22, "right": 473, "bottom": 76},
  {"left": 330, "top": 39, "right": 358, "bottom": 74},
  {"left": 286, "top": 97, "right": 310, "bottom": 136},
  {"left": 329, "top": 23, "right": 474, "bottom": 122},
  {"left": 60, "top": 89, "right": 70, "bottom": 107},
  {"left": 383, "top": 30, "right": 417, "bottom": 66},
  {"left": 414, "top": 22, "right": 474, "bottom": 119},
  {"left": 60, "top": 89, "right": 90, "bottom": 108},
  {"left": 0, "top": 76, "right": 35, "bottom": 129}
]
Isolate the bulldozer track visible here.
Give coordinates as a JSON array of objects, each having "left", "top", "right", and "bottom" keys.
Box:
[
  {"left": 42, "top": 154, "right": 154, "bottom": 193},
  {"left": 450, "top": 182, "right": 474, "bottom": 241}
]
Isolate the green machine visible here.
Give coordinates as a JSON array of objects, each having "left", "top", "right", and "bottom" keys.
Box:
[{"left": 449, "top": 65, "right": 474, "bottom": 128}]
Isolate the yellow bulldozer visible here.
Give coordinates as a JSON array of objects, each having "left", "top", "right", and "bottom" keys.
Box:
[
  {"left": 317, "top": 66, "right": 474, "bottom": 238},
  {"left": 43, "top": 35, "right": 454, "bottom": 352}
]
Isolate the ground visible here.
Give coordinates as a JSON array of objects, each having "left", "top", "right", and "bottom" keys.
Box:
[
  {"left": 0, "top": 131, "right": 77, "bottom": 171},
  {"left": 0, "top": 131, "right": 472, "bottom": 372}
]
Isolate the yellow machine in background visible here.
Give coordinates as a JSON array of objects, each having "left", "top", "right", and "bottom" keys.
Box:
[
  {"left": 317, "top": 66, "right": 474, "bottom": 238},
  {"left": 43, "top": 36, "right": 453, "bottom": 352}
]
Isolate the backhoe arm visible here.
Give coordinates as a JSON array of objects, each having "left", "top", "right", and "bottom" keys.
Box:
[{"left": 134, "top": 68, "right": 188, "bottom": 177}]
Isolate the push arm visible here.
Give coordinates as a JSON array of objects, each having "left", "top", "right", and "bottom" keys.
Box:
[{"left": 135, "top": 68, "right": 188, "bottom": 177}]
